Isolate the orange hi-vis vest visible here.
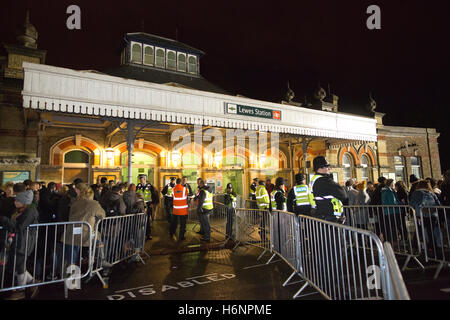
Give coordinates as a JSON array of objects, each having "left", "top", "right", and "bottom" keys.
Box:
[{"left": 172, "top": 184, "right": 188, "bottom": 215}]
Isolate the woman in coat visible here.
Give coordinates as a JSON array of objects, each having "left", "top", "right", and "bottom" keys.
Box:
[
  {"left": 0, "top": 190, "right": 39, "bottom": 299},
  {"left": 380, "top": 179, "right": 403, "bottom": 243},
  {"left": 61, "top": 185, "right": 105, "bottom": 266}
]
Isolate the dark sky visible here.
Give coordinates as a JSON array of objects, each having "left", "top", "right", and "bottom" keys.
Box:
[{"left": 2, "top": 0, "right": 449, "bottom": 171}]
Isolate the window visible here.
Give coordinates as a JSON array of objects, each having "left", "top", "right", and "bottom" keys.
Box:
[
  {"left": 411, "top": 156, "right": 422, "bottom": 179},
  {"left": 130, "top": 42, "right": 142, "bottom": 64},
  {"left": 167, "top": 50, "right": 176, "bottom": 70},
  {"left": 155, "top": 47, "right": 165, "bottom": 68},
  {"left": 143, "top": 45, "right": 154, "bottom": 66},
  {"left": 342, "top": 153, "right": 353, "bottom": 181},
  {"left": 177, "top": 53, "right": 186, "bottom": 72},
  {"left": 394, "top": 156, "right": 406, "bottom": 182},
  {"left": 64, "top": 150, "right": 89, "bottom": 163},
  {"left": 360, "top": 154, "right": 371, "bottom": 181},
  {"left": 188, "top": 55, "right": 197, "bottom": 74}
]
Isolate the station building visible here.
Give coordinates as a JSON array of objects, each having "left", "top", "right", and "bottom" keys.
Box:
[{"left": 0, "top": 13, "right": 442, "bottom": 203}]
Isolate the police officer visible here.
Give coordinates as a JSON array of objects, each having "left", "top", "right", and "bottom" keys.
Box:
[
  {"left": 224, "top": 183, "right": 237, "bottom": 239},
  {"left": 162, "top": 177, "right": 176, "bottom": 224},
  {"left": 249, "top": 178, "right": 258, "bottom": 209},
  {"left": 310, "top": 156, "right": 348, "bottom": 223},
  {"left": 181, "top": 176, "right": 194, "bottom": 204},
  {"left": 255, "top": 180, "right": 270, "bottom": 241},
  {"left": 197, "top": 179, "right": 214, "bottom": 243},
  {"left": 271, "top": 177, "right": 287, "bottom": 211},
  {"left": 136, "top": 174, "right": 158, "bottom": 240},
  {"left": 287, "top": 173, "right": 315, "bottom": 216}
]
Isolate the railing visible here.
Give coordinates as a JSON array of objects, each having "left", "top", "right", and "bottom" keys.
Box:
[
  {"left": 234, "top": 208, "right": 271, "bottom": 260},
  {"left": 87, "top": 213, "right": 149, "bottom": 288},
  {"left": 0, "top": 222, "right": 93, "bottom": 298},
  {"left": 383, "top": 242, "right": 410, "bottom": 300},
  {"left": 418, "top": 206, "right": 450, "bottom": 279},
  {"left": 211, "top": 202, "right": 234, "bottom": 241},
  {"left": 343, "top": 205, "right": 423, "bottom": 271}
]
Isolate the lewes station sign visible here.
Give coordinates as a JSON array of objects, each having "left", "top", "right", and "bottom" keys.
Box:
[{"left": 225, "top": 103, "right": 281, "bottom": 120}]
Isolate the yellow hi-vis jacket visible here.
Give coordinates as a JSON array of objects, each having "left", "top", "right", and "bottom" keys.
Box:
[{"left": 256, "top": 185, "right": 270, "bottom": 209}]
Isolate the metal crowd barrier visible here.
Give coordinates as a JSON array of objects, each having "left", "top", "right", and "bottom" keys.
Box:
[
  {"left": 0, "top": 222, "right": 92, "bottom": 298},
  {"left": 88, "top": 213, "right": 149, "bottom": 289},
  {"left": 234, "top": 208, "right": 271, "bottom": 260},
  {"left": 343, "top": 205, "right": 423, "bottom": 271},
  {"left": 295, "top": 214, "right": 390, "bottom": 300},
  {"left": 418, "top": 206, "right": 450, "bottom": 279},
  {"left": 187, "top": 199, "right": 200, "bottom": 231},
  {"left": 245, "top": 199, "right": 258, "bottom": 209},
  {"left": 383, "top": 242, "right": 410, "bottom": 300},
  {"left": 211, "top": 202, "right": 234, "bottom": 241}
]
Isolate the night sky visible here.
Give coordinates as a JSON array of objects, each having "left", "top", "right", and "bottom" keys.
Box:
[{"left": 2, "top": 1, "right": 449, "bottom": 172}]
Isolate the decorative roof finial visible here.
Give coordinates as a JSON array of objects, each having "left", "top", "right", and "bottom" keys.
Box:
[
  {"left": 366, "top": 92, "right": 377, "bottom": 112},
  {"left": 284, "top": 81, "right": 295, "bottom": 103},
  {"left": 16, "top": 9, "right": 38, "bottom": 49},
  {"left": 313, "top": 81, "right": 326, "bottom": 101}
]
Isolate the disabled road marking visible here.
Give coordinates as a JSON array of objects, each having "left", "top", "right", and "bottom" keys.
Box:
[{"left": 440, "top": 288, "right": 450, "bottom": 293}]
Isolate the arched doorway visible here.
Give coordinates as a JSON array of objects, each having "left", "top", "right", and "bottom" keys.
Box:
[
  {"left": 63, "top": 149, "right": 91, "bottom": 184},
  {"left": 121, "top": 151, "right": 156, "bottom": 185}
]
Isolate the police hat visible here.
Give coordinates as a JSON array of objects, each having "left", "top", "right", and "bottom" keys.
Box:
[
  {"left": 170, "top": 177, "right": 176, "bottom": 181},
  {"left": 295, "top": 173, "right": 305, "bottom": 183},
  {"left": 313, "top": 156, "right": 330, "bottom": 172},
  {"left": 138, "top": 174, "right": 147, "bottom": 179},
  {"left": 253, "top": 178, "right": 259, "bottom": 181},
  {"left": 275, "top": 177, "right": 285, "bottom": 187}
]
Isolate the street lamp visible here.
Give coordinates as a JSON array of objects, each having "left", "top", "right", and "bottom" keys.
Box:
[{"left": 105, "top": 147, "right": 115, "bottom": 166}]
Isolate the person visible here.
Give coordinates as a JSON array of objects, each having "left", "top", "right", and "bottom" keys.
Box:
[
  {"left": 196, "top": 179, "right": 214, "bottom": 243},
  {"left": 29, "top": 181, "right": 40, "bottom": 206},
  {"left": 91, "top": 184, "right": 101, "bottom": 201},
  {"left": 0, "top": 190, "right": 39, "bottom": 299},
  {"left": 310, "top": 156, "right": 348, "bottom": 223},
  {"left": 249, "top": 178, "right": 258, "bottom": 208},
  {"left": 55, "top": 185, "right": 71, "bottom": 223},
  {"left": 162, "top": 177, "right": 176, "bottom": 224},
  {"left": 136, "top": 174, "right": 159, "bottom": 240},
  {"left": 68, "top": 178, "right": 83, "bottom": 204},
  {"left": 366, "top": 181, "right": 375, "bottom": 200},
  {"left": 223, "top": 183, "right": 237, "bottom": 239},
  {"left": 271, "top": 177, "right": 287, "bottom": 211},
  {"left": 440, "top": 170, "right": 450, "bottom": 206},
  {"left": 181, "top": 176, "right": 194, "bottom": 205},
  {"left": 62, "top": 186, "right": 106, "bottom": 268},
  {"left": 38, "top": 182, "right": 57, "bottom": 223},
  {"left": 287, "top": 173, "right": 314, "bottom": 216},
  {"left": 380, "top": 179, "right": 404, "bottom": 244},
  {"left": 345, "top": 179, "right": 358, "bottom": 205},
  {"left": 1, "top": 182, "right": 14, "bottom": 198},
  {"left": 426, "top": 177, "right": 441, "bottom": 197},
  {"left": 370, "top": 176, "right": 386, "bottom": 205},
  {"left": 123, "top": 183, "right": 138, "bottom": 214},
  {"left": 133, "top": 192, "right": 146, "bottom": 214},
  {"left": 409, "top": 180, "right": 442, "bottom": 255},
  {"left": 409, "top": 174, "right": 419, "bottom": 194},
  {"left": 352, "top": 181, "right": 371, "bottom": 229},
  {"left": 255, "top": 180, "right": 270, "bottom": 242},
  {"left": 265, "top": 178, "right": 275, "bottom": 196},
  {"left": 395, "top": 180, "right": 409, "bottom": 205},
  {"left": 0, "top": 183, "right": 16, "bottom": 219},
  {"left": 170, "top": 178, "right": 189, "bottom": 241},
  {"left": 101, "top": 185, "right": 126, "bottom": 217}
]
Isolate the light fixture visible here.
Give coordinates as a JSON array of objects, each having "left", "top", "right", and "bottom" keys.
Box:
[
  {"left": 105, "top": 147, "right": 114, "bottom": 160},
  {"left": 259, "top": 154, "right": 267, "bottom": 167},
  {"left": 172, "top": 150, "right": 181, "bottom": 166}
]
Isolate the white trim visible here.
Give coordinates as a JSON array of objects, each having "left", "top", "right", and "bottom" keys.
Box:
[
  {"left": 155, "top": 47, "right": 165, "bottom": 68},
  {"left": 22, "top": 62, "right": 377, "bottom": 142},
  {"left": 143, "top": 44, "right": 154, "bottom": 66},
  {"left": 130, "top": 41, "right": 143, "bottom": 64},
  {"left": 166, "top": 49, "right": 176, "bottom": 71}
]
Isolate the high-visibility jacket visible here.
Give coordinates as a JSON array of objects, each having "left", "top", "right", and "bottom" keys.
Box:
[
  {"left": 172, "top": 184, "right": 188, "bottom": 215},
  {"left": 293, "top": 184, "right": 315, "bottom": 208},
  {"left": 271, "top": 189, "right": 287, "bottom": 211},
  {"left": 202, "top": 189, "right": 214, "bottom": 210},
  {"left": 136, "top": 183, "right": 152, "bottom": 202},
  {"left": 256, "top": 185, "right": 270, "bottom": 209},
  {"left": 226, "top": 193, "right": 237, "bottom": 209},
  {"left": 165, "top": 184, "right": 173, "bottom": 197},
  {"left": 310, "top": 174, "right": 344, "bottom": 218},
  {"left": 249, "top": 183, "right": 257, "bottom": 199}
]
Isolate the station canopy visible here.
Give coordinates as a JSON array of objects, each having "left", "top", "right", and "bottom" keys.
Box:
[{"left": 22, "top": 62, "right": 377, "bottom": 142}]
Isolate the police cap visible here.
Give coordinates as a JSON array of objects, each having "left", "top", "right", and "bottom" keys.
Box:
[
  {"left": 138, "top": 174, "right": 147, "bottom": 179},
  {"left": 313, "top": 156, "right": 330, "bottom": 172}
]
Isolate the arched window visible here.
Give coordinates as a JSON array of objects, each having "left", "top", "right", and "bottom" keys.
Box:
[
  {"left": 342, "top": 153, "right": 353, "bottom": 181},
  {"left": 394, "top": 156, "right": 406, "bottom": 182},
  {"left": 188, "top": 55, "right": 197, "bottom": 74},
  {"left": 143, "top": 45, "right": 154, "bottom": 66},
  {"left": 360, "top": 154, "right": 372, "bottom": 181},
  {"left": 177, "top": 53, "right": 186, "bottom": 72},
  {"left": 64, "top": 150, "right": 89, "bottom": 163},
  {"left": 167, "top": 50, "right": 176, "bottom": 70},
  {"left": 155, "top": 47, "right": 165, "bottom": 68},
  {"left": 131, "top": 42, "right": 142, "bottom": 64},
  {"left": 410, "top": 156, "right": 422, "bottom": 179}
]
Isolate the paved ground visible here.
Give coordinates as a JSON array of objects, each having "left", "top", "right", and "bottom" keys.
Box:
[{"left": 3, "top": 219, "right": 450, "bottom": 300}]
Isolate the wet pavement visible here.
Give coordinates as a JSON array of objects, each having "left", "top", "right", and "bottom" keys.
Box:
[{"left": 5, "top": 219, "right": 450, "bottom": 300}]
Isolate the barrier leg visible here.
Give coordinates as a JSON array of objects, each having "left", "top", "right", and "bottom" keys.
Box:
[
  {"left": 265, "top": 253, "right": 278, "bottom": 265},
  {"left": 433, "top": 262, "right": 445, "bottom": 280},
  {"left": 283, "top": 271, "right": 298, "bottom": 286},
  {"left": 256, "top": 249, "right": 267, "bottom": 261},
  {"left": 293, "top": 282, "right": 309, "bottom": 299}
]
